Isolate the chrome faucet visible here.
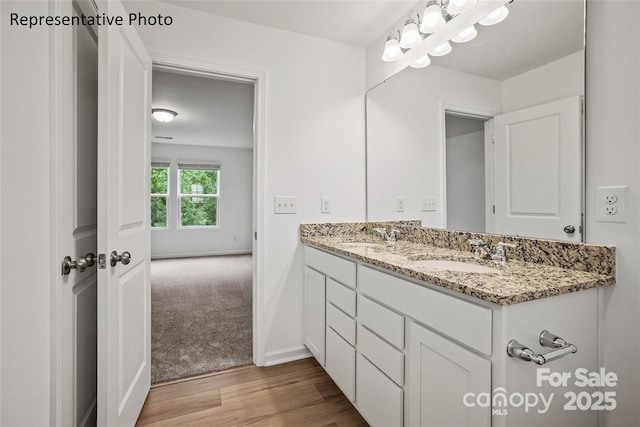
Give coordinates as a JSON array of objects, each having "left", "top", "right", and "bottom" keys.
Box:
[
  {"left": 467, "top": 239, "right": 518, "bottom": 262},
  {"left": 373, "top": 227, "right": 401, "bottom": 243}
]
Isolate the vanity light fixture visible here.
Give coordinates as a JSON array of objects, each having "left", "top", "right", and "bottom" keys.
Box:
[
  {"left": 411, "top": 54, "right": 431, "bottom": 69},
  {"left": 479, "top": 5, "right": 509, "bottom": 26},
  {"left": 420, "top": 2, "right": 446, "bottom": 34},
  {"left": 152, "top": 108, "right": 177, "bottom": 123},
  {"left": 446, "top": 0, "right": 477, "bottom": 15},
  {"left": 451, "top": 25, "right": 478, "bottom": 43},
  {"left": 380, "top": 0, "right": 511, "bottom": 64},
  {"left": 382, "top": 29, "right": 404, "bottom": 62},
  {"left": 430, "top": 41, "right": 452, "bottom": 56},
  {"left": 399, "top": 11, "right": 422, "bottom": 49}
]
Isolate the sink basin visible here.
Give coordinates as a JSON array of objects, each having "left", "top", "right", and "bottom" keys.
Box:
[
  {"left": 411, "top": 259, "right": 500, "bottom": 274},
  {"left": 339, "top": 242, "right": 385, "bottom": 249}
]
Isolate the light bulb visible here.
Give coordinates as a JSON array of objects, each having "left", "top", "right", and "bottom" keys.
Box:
[
  {"left": 430, "top": 41, "right": 452, "bottom": 57},
  {"left": 382, "top": 37, "right": 403, "bottom": 62},
  {"left": 451, "top": 25, "right": 477, "bottom": 43},
  {"left": 399, "top": 21, "right": 422, "bottom": 49},
  {"left": 411, "top": 54, "right": 431, "bottom": 69},
  {"left": 447, "top": 0, "right": 477, "bottom": 15},
  {"left": 152, "top": 109, "right": 177, "bottom": 123},
  {"left": 420, "top": 4, "right": 446, "bottom": 34},
  {"left": 479, "top": 5, "right": 509, "bottom": 26}
]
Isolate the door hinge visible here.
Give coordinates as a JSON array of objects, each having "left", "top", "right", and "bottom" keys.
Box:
[
  {"left": 491, "top": 135, "right": 495, "bottom": 144},
  {"left": 98, "top": 253, "right": 107, "bottom": 269},
  {"left": 492, "top": 205, "right": 495, "bottom": 214},
  {"left": 254, "top": 232, "right": 257, "bottom": 240}
]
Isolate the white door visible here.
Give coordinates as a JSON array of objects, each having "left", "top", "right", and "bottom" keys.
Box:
[
  {"left": 97, "top": 0, "right": 152, "bottom": 425},
  {"left": 59, "top": 1, "right": 99, "bottom": 425},
  {"left": 406, "top": 322, "right": 490, "bottom": 427},
  {"left": 493, "top": 96, "right": 582, "bottom": 241}
]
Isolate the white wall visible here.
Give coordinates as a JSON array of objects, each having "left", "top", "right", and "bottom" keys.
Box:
[
  {"left": 151, "top": 143, "right": 253, "bottom": 258},
  {"left": 0, "top": 1, "right": 52, "bottom": 425},
  {"left": 127, "top": 0, "right": 366, "bottom": 362},
  {"left": 503, "top": 51, "right": 584, "bottom": 112},
  {"left": 445, "top": 116, "right": 486, "bottom": 232},
  {"left": 586, "top": 1, "right": 640, "bottom": 425},
  {"left": 367, "top": 65, "right": 501, "bottom": 226}
]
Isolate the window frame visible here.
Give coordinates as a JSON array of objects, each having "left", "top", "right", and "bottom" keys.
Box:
[
  {"left": 150, "top": 163, "right": 170, "bottom": 229},
  {"left": 177, "top": 163, "right": 220, "bottom": 229}
]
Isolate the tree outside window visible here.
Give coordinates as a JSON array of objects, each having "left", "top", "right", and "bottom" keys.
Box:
[
  {"left": 179, "top": 165, "right": 219, "bottom": 227},
  {"left": 151, "top": 164, "right": 169, "bottom": 227}
]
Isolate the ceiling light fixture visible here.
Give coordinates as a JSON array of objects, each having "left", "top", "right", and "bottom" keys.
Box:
[
  {"left": 152, "top": 108, "right": 177, "bottom": 123},
  {"left": 380, "top": 1, "right": 511, "bottom": 66}
]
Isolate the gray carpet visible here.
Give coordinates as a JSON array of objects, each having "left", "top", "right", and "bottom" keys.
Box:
[{"left": 150, "top": 254, "right": 253, "bottom": 384}]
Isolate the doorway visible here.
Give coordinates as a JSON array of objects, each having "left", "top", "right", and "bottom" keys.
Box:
[
  {"left": 444, "top": 112, "right": 491, "bottom": 232},
  {"left": 149, "top": 68, "right": 256, "bottom": 383}
]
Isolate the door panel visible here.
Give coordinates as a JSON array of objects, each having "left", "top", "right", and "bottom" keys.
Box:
[
  {"left": 97, "top": 0, "right": 152, "bottom": 425},
  {"left": 493, "top": 96, "right": 582, "bottom": 241}
]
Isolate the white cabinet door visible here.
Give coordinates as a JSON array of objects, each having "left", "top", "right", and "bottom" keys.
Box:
[
  {"left": 493, "top": 96, "right": 582, "bottom": 241},
  {"left": 406, "top": 322, "right": 491, "bottom": 427},
  {"left": 304, "top": 266, "right": 326, "bottom": 364}
]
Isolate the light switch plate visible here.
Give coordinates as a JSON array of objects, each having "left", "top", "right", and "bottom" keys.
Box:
[
  {"left": 321, "top": 196, "right": 331, "bottom": 214},
  {"left": 421, "top": 197, "right": 437, "bottom": 212},
  {"left": 274, "top": 196, "right": 297, "bottom": 214},
  {"left": 396, "top": 197, "right": 405, "bottom": 212},
  {"left": 596, "top": 186, "right": 626, "bottom": 223}
]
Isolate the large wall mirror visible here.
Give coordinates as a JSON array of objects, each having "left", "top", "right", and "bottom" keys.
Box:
[{"left": 366, "top": 0, "right": 585, "bottom": 242}]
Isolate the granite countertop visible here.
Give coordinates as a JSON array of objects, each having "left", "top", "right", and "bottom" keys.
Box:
[{"left": 301, "top": 233, "right": 616, "bottom": 306}]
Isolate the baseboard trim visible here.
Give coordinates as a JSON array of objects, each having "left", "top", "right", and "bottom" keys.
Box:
[
  {"left": 264, "top": 345, "right": 312, "bottom": 366},
  {"left": 151, "top": 250, "right": 252, "bottom": 260}
]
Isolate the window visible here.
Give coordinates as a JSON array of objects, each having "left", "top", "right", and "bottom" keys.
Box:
[
  {"left": 178, "top": 163, "right": 220, "bottom": 227},
  {"left": 151, "top": 163, "right": 169, "bottom": 227}
]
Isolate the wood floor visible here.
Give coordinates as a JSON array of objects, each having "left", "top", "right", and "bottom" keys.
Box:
[{"left": 136, "top": 357, "right": 369, "bottom": 426}]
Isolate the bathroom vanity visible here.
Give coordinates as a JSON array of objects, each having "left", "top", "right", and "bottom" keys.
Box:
[{"left": 301, "top": 222, "right": 615, "bottom": 427}]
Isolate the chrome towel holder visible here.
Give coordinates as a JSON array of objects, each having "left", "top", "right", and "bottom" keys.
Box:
[{"left": 507, "top": 330, "right": 577, "bottom": 365}]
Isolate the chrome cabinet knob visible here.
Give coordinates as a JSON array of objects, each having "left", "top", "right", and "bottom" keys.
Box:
[
  {"left": 110, "top": 251, "right": 131, "bottom": 267},
  {"left": 563, "top": 225, "right": 576, "bottom": 234}
]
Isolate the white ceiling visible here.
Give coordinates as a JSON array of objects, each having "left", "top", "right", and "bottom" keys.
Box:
[
  {"left": 160, "top": 0, "right": 415, "bottom": 47},
  {"left": 152, "top": 70, "right": 255, "bottom": 149}
]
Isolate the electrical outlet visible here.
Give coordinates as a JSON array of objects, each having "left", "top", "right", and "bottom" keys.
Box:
[
  {"left": 596, "top": 186, "right": 626, "bottom": 223},
  {"left": 396, "top": 197, "right": 405, "bottom": 212},
  {"left": 321, "top": 196, "right": 331, "bottom": 214},
  {"left": 421, "top": 197, "right": 437, "bottom": 212},
  {"left": 274, "top": 196, "right": 297, "bottom": 214}
]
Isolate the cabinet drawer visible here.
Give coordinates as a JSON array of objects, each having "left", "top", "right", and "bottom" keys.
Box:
[
  {"left": 357, "top": 324, "right": 404, "bottom": 386},
  {"left": 358, "top": 265, "right": 492, "bottom": 355},
  {"left": 327, "top": 278, "right": 356, "bottom": 316},
  {"left": 358, "top": 294, "right": 404, "bottom": 349},
  {"left": 325, "top": 327, "right": 356, "bottom": 402},
  {"left": 327, "top": 303, "right": 356, "bottom": 345},
  {"left": 356, "top": 353, "right": 403, "bottom": 427},
  {"left": 305, "top": 246, "right": 356, "bottom": 288}
]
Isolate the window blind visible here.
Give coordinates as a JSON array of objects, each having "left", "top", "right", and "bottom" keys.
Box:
[{"left": 151, "top": 162, "right": 170, "bottom": 168}]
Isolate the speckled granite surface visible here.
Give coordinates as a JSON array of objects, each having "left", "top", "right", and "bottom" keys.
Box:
[{"left": 300, "top": 222, "right": 615, "bottom": 306}]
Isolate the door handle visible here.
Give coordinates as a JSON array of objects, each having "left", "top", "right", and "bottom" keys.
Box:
[
  {"left": 110, "top": 251, "right": 131, "bottom": 267},
  {"left": 61, "top": 252, "right": 96, "bottom": 276},
  {"left": 563, "top": 225, "right": 576, "bottom": 234}
]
